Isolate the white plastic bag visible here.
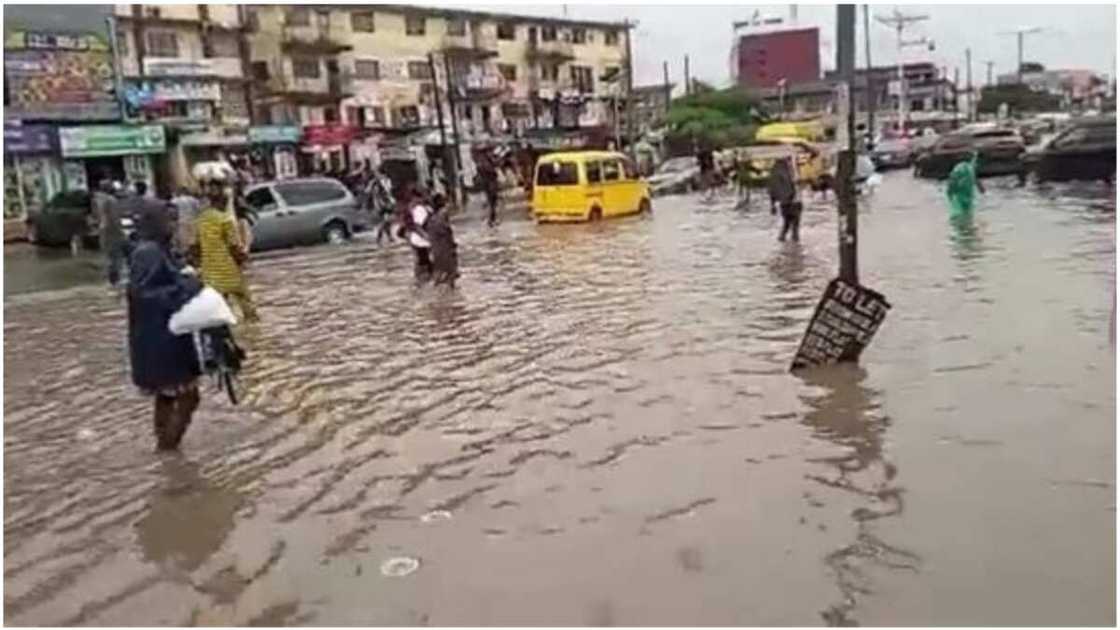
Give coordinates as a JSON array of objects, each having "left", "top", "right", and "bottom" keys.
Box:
[{"left": 169, "top": 287, "right": 237, "bottom": 335}]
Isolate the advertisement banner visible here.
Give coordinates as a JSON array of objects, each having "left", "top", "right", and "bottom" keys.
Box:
[
  {"left": 3, "top": 29, "right": 119, "bottom": 121},
  {"left": 248, "top": 125, "right": 301, "bottom": 144},
  {"left": 59, "top": 125, "right": 166, "bottom": 157},
  {"left": 3, "top": 122, "right": 57, "bottom": 154}
]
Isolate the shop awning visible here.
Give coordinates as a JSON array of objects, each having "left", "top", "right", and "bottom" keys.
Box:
[
  {"left": 58, "top": 124, "right": 166, "bottom": 158},
  {"left": 180, "top": 130, "right": 249, "bottom": 147}
]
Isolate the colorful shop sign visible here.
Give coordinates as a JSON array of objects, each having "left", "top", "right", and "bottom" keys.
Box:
[
  {"left": 302, "top": 124, "right": 361, "bottom": 146},
  {"left": 248, "top": 125, "right": 301, "bottom": 144},
  {"left": 3, "top": 29, "right": 119, "bottom": 121},
  {"left": 59, "top": 125, "right": 166, "bottom": 158}
]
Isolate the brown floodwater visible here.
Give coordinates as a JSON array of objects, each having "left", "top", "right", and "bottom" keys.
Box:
[{"left": 4, "top": 172, "right": 1115, "bottom": 626}]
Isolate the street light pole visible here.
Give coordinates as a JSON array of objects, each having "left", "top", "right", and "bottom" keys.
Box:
[
  {"left": 999, "top": 26, "right": 1043, "bottom": 84},
  {"left": 836, "top": 4, "right": 858, "bottom": 285},
  {"left": 875, "top": 8, "right": 929, "bottom": 133}
]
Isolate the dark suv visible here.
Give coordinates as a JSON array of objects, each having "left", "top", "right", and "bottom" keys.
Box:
[
  {"left": 1022, "top": 115, "right": 1115, "bottom": 184},
  {"left": 914, "top": 125, "right": 1027, "bottom": 180}
]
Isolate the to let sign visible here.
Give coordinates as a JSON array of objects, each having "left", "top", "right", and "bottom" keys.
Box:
[{"left": 790, "top": 278, "right": 891, "bottom": 371}]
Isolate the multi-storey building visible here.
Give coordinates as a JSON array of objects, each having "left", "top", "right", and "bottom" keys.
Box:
[
  {"left": 244, "top": 5, "right": 631, "bottom": 171},
  {"left": 112, "top": 4, "right": 252, "bottom": 189}
]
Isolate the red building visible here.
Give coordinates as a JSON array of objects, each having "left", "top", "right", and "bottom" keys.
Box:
[{"left": 734, "top": 28, "right": 820, "bottom": 89}]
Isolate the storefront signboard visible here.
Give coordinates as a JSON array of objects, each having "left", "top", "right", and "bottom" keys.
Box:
[
  {"left": 4, "top": 29, "right": 120, "bottom": 122},
  {"left": 3, "top": 122, "right": 57, "bottom": 154},
  {"left": 302, "top": 124, "right": 361, "bottom": 147},
  {"left": 248, "top": 125, "right": 301, "bottom": 144},
  {"left": 59, "top": 125, "right": 166, "bottom": 158}
]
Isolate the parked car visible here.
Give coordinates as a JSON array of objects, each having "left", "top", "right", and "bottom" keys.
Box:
[
  {"left": 870, "top": 137, "right": 915, "bottom": 170},
  {"left": 25, "top": 190, "right": 99, "bottom": 250},
  {"left": 240, "top": 178, "right": 366, "bottom": 251},
  {"left": 914, "top": 125, "right": 1027, "bottom": 179},
  {"left": 647, "top": 156, "right": 702, "bottom": 197},
  {"left": 532, "top": 151, "right": 651, "bottom": 223},
  {"left": 1022, "top": 115, "right": 1116, "bottom": 184}
]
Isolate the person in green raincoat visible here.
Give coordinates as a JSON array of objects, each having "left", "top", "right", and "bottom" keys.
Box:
[{"left": 946, "top": 151, "right": 985, "bottom": 217}]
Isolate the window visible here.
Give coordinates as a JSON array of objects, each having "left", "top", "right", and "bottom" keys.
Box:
[
  {"left": 354, "top": 59, "right": 380, "bottom": 80},
  {"left": 536, "top": 161, "right": 579, "bottom": 186},
  {"left": 116, "top": 31, "right": 129, "bottom": 56},
  {"left": 145, "top": 31, "right": 179, "bottom": 57},
  {"left": 205, "top": 34, "right": 239, "bottom": 58},
  {"left": 498, "top": 64, "right": 517, "bottom": 81},
  {"left": 275, "top": 181, "right": 347, "bottom": 206},
  {"left": 406, "top": 15, "right": 426, "bottom": 36},
  {"left": 541, "top": 25, "right": 557, "bottom": 41},
  {"left": 351, "top": 11, "right": 374, "bottom": 33},
  {"left": 245, "top": 187, "right": 278, "bottom": 211},
  {"left": 367, "top": 106, "right": 385, "bottom": 126},
  {"left": 293, "top": 58, "right": 320, "bottom": 79},
  {"left": 572, "top": 28, "right": 587, "bottom": 44},
  {"left": 605, "top": 30, "right": 619, "bottom": 46},
  {"left": 571, "top": 65, "right": 593, "bottom": 93},
  {"left": 585, "top": 160, "right": 602, "bottom": 183},
  {"left": 447, "top": 17, "right": 466, "bottom": 36},
  {"left": 407, "top": 60, "right": 432, "bottom": 80},
  {"left": 286, "top": 8, "right": 310, "bottom": 27},
  {"left": 252, "top": 61, "right": 270, "bottom": 81},
  {"left": 541, "top": 62, "right": 559, "bottom": 82},
  {"left": 497, "top": 22, "right": 516, "bottom": 40},
  {"left": 397, "top": 105, "right": 420, "bottom": 126},
  {"left": 602, "top": 160, "right": 621, "bottom": 181},
  {"left": 347, "top": 106, "right": 361, "bottom": 124}
]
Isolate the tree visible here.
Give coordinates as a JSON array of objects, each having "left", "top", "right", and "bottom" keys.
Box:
[
  {"left": 977, "top": 83, "right": 1061, "bottom": 115},
  {"left": 664, "top": 86, "right": 770, "bottom": 155}
]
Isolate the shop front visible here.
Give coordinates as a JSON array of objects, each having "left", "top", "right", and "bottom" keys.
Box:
[
  {"left": 4, "top": 123, "right": 62, "bottom": 235},
  {"left": 301, "top": 124, "right": 362, "bottom": 174},
  {"left": 248, "top": 125, "right": 300, "bottom": 180},
  {"left": 58, "top": 125, "right": 166, "bottom": 194}
]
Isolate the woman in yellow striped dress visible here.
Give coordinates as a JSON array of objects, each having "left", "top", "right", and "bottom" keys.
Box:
[{"left": 193, "top": 183, "right": 259, "bottom": 322}]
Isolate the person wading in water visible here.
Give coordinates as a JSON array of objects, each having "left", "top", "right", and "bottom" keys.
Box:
[
  {"left": 769, "top": 157, "right": 802, "bottom": 242},
  {"left": 427, "top": 193, "right": 459, "bottom": 290},
  {"left": 401, "top": 187, "right": 434, "bottom": 285},
  {"left": 192, "top": 182, "right": 259, "bottom": 322},
  {"left": 128, "top": 201, "right": 203, "bottom": 451}
]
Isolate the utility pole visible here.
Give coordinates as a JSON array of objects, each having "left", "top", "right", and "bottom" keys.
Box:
[
  {"left": 874, "top": 7, "right": 929, "bottom": 133},
  {"left": 836, "top": 4, "right": 858, "bottom": 285},
  {"left": 427, "top": 52, "right": 453, "bottom": 204},
  {"left": 623, "top": 20, "right": 636, "bottom": 157},
  {"left": 684, "top": 54, "right": 691, "bottom": 96},
  {"left": 863, "top": 4, "right": 875, "bottom": 145},
  {"left": 999, "top": 26, "right": 1043, "bottom": 84},
  {"left": 966, "top": 47, "right": 974, "bottom": 121},
  {"left": 442, "top": 54, "right": 464, "bottom": 206},
  {"left": 985, "top": 60, "right": 995, "bottom": 86},
  {"left": 953, "top": 67, "right": 960, "bottom": 123}
]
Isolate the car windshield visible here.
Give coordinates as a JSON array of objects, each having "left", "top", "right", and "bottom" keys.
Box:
[
  {"left": 47, "top": 191, "right": 90, "bottom": 211},
  {"left": 878, "top": 139, "right": 909, "bottom": 151},
  {"left": 972, "top": 130, "right": 1016, "bottom": 139},
  {"left": 656, "top": 158, "right": 694, "bottom": 175}
]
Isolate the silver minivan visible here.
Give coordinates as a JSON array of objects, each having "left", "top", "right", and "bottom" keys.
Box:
[{"left": 242, "top": 178, "right": 368, "bottom": 252}]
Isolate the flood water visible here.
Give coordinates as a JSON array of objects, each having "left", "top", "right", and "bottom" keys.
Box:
[{"left": 4, "top": 172, "right": 1115, "bottom": 626}]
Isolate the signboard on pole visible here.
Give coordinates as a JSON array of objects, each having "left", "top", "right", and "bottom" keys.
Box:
[{"left": 790, "top": 278, "right": 891, "bottom": 371}]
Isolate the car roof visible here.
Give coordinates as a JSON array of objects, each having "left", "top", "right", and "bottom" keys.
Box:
[{"left": 247, "top": 177, "right": 344, "bottom": 191}]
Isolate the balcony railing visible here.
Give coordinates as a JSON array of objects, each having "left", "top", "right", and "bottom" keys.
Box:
[
  {"left": 526, "top": 39, "right": 575, "bottom": 62},
  {"left": 281, "top": 24, "right": 353, "bottom": 55},
  {"left": 440, "top": 30, "right": 499, "bottom": 59}
]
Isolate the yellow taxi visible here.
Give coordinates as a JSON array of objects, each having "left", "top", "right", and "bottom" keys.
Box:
[
  {"left": 744, "top": 138, "right": 832, "bottom": 186},
  {"left": 532, "top": 151, "right": 652, "bottom": 223}
]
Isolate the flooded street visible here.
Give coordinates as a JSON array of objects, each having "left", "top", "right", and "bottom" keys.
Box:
[{"left": 4, "top": 172, "right": 1115, "bottom": 626}]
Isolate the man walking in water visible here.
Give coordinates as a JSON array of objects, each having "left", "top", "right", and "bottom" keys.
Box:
[
  {"left": 947, "top": 151, "right": 985, "bottom": 218},
  {"left": 769, "top": 157, "right": 802, "bottom": 242},
  {"left": 478, "top": 156, "right": 501, "bottom": 227},
  {"left": 94, "top": 179, "right": 128, "bottom": 287}
]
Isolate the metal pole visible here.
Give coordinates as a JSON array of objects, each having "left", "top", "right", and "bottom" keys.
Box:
[
  {"left": 105, "top": 15, "right": 129, "bottom": 121},
  {"left": 442, "top": 53, "right": 464, "bottom": 205},
  {"left": 836, "top": 4, "right": 858, "bottom": 285},
  {"left": 896, "top": 28, "right": 905, "bottom": 133},
  {"left": 623, "top": 21, "right": 635, "bottom": 156},
  {"left": 663, "top": 60, "right": 671, "bottom": 108},
  {"left": 1017, "top": 32, "right": 1024, "bottom": 84},
  {"left": 684, "top": 54, "right": 691, "bottom": 96},
  {"left": 863, "top": 5, "right": 875, "bottom": 146},
  {"left": 428, "top": 52, "right": 453, "bottom": 202},
  {"left": 966, "top": 47, "right": 973, "bottom": 121},
  {"left": 14, "top": 154, "right": 27, "bottom": 220}
]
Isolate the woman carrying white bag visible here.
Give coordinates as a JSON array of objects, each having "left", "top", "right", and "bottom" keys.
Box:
[{"left": 169, "top": 283, "right": 247, "bottom": 405}]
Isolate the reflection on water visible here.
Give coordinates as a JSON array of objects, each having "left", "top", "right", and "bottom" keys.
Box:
[
  {"left": 3, "top": 174, "right": 1114, "bottom": 625},
  {"left": 798, "top": 364, "right": 917, "bottom": 626},
  {"left": 135, "top": 458, "right": 242, "bottom": 573}
]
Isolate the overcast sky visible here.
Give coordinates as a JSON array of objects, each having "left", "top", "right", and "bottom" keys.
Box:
[{"left": 431, "top": 3, "right": 1117, "bottom": 91}]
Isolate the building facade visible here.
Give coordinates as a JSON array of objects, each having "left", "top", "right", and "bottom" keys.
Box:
[
  {"left": 733, "top": 27, "right": 820, "bottom": 90},
  {"left": 244, "top": 5, "right": 631, "bottom": 172}
]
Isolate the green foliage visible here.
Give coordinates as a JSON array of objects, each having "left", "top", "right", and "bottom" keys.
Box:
[
  {"left": 977, "top": 84, "right": 1062, "bottom": 114},
  {"left": 664, "top": 86, "right": 770, "bottom": 154}
]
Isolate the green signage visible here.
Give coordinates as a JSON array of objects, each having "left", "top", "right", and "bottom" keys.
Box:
[
  {"left": 248, "top": 125, "right": 301, "bottom": 144},
  {"left": 59, "top": 125, "right": 165, "bottom": 157}
]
